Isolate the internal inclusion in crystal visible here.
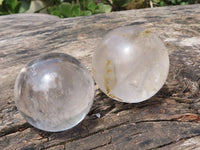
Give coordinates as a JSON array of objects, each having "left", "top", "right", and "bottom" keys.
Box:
[{"left": 92, "top": 26, "right": 169, "bottom": 103}]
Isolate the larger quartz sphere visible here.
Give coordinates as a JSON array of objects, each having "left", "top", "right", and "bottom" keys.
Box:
[
  {"left": 92, "top": 26, "right": 169, "bottom": 103},
  {"left": 14, "top": 53, "right": 94, "bottom": 132}
]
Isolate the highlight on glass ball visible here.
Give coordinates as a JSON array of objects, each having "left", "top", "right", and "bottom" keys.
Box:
[
  {"left": 92, "top": 26, "right": 169, "bottom": 103},
  {"left": 14, "top": 53, "right": 94, "bottom": 132}
]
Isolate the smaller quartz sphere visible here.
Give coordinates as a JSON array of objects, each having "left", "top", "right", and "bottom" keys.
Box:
[
  {"left": 92, "top": 26, "right": 169, "bottom": 103},
  {"left": 14, "top": 53, "right": 94, "bottom": 132}
]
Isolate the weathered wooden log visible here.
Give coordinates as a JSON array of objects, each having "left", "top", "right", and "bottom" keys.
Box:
[{"left": 0, "top": 4, "right": 200, "bottom": 150}]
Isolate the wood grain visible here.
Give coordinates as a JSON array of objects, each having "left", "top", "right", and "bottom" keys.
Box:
[{"left": 0, "top": 4, "right": 200, "bottom": 150}]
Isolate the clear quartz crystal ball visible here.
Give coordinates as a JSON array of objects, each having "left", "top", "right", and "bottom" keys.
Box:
[
  {"left": 14, "top": 53, "right": 94, "bottom": 132},
  {"left": 92, "top": 26, "right": 169, "bottom": 103}
]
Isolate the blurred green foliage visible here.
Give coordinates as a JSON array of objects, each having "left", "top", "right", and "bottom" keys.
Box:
[
  {"left": 0, "top": 0, "right": 31, "bottom": 15},
  {"left": 103, "top": 0, "right": 132, "bottom": 10},
  {"left": 0, "top": 0, "right": 199, "bottom": 17},
  {"left": 152, "top": 0, "right": 199, "bottom": 6},
  {"left": 46, "top": 0, "right": 112, "bottom": 18},
  {"left": 107, "top": 0, "right": 199, "bottom": 10}
]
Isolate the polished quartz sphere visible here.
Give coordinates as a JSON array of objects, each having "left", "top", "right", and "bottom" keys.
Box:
[
  {"left": 92, "top": 26, "right": 169, "bottom": 103},
  {"left": 14, "top": 53, "right": 94, "bottom": 132}
]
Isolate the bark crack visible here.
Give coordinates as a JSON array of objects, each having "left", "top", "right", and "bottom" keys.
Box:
[
  {"left": 149, "top": 135, "right": 200, "bottom": 150},
  {"left": 0, "top": 122, "right": 30, "bottom": 137},
  {"left": 90, "top": 135, "right": 113, "bottom": 150}
]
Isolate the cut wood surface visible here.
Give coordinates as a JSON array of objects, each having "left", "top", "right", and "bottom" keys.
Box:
[{"left": 0, "top": 4, "right": 200, "bottom": 150}]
